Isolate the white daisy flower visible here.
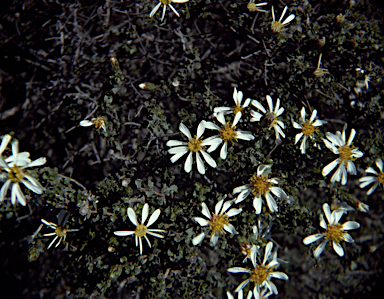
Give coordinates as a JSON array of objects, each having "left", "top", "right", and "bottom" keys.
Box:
[
  {"left": 270, "top": 6, "right": 295, "bottom": 33},
  {"left": 359, "top": 158, "right": 384, "bottom": 195},
  {"left": 303, "top": 203, "right": 360, "bottom": 258},
  {"left": 233, "top": 165, "right": 287, "bottom": 214},
  {"left": 0, "top": 141, "right": 46, "bottom": 206},
  {"left": 149, "top": 0, "right": 189, "bottom": 22},
  {"left": 204, "top": 112, "right": 255, "bottom": 160},
  {"left": 79, "top": 116, "right": 106, "bottom": 132},
  {"left": 114, "top": 204, "right": 166, "bottom": 255},
  {"left": 313, "top": 54, "right": 329, "bottom": 77},
  {"left": 192, "top": 198, "right": 242, "bottom": 247},
  {"left": 166, "top": 121, "right": 220, "bottom": 175},
  {"left": 322, "top": 124, "right": 364, "bottom": 185},
  {"left": 250, "top": 95, "right": 285, "bottom": 139},
  {"left": 292, "top": 107, "right": 327, "bottom": 154},
  {"left": 213, "top": 87, "right": 251, "bottom": 117},
  {"left": 228, "top": 241, "right": 288, "bottom": 298},
  {"left": 41, "top": 219, "right": 79, "bottom": 249}
]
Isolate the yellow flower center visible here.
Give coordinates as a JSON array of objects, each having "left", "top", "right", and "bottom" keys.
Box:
[
  {"left": 233, "top": 104, "right": 244, "bottom": 115},
  {"left": 8, "top": 166, "right": 25, "bottom": 183},
  {"left": 188, "top": 136, "right": 204, "bottom": 152},
  {"left": 135, "top": 224, "right": 148, "bottom": 237},
  {"left": 378, "top": 172, "right": 384, "bottom": 185},
  {"left": 219, "top": 124, "right": 237, "bottom": 142},
  {"left": 93, "top": 117, "right": 105, "bottom": 130},
  {"left": 313, "top": 68, "right": 329, "bottom": 77},
  {"left": 338, "top": 144, "right": 356, "bottom": 165},
  {"left": 208, "top": 213, "right": 229, "bottom": 235},
  {"left": 55, "top": 226, "right": 67, "bottom": 238},
  {"left": 160, "top": 0, "right": 171, "bottom": 4},
  {"left": 250, "top": 264, "right": 269, "bottom": 284},
  {"left": 271, "top": 21, "right": 283, "bottom": 33},
  {"left": 250, "top": 174, "right": 271, "bottom": 197},
  {"left": 247, "top": 3, "right": 258, "bottom": 12},
  {"left": 324, "top": 223, "right": 344, "bottom": 243},
  {"left": 302, "top": 121, "right": 317, "bottom": 137}
]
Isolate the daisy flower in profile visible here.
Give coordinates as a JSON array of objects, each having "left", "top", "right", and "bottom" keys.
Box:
[
  {"left": 359, "top": 158, "right": 384, "bottom": 195},
  {"left": 313, "top": 54, "right": 329, "bottom": 78},
  {"left": 322, "top": 124, "right": 364, "bottom": 185},
  {"left": 166, "top": 121, "right": 220, "bottom": 175},
  {"left": 292, "top": 107, "right": 327, "bottom": 154},
  {"left": 149, "top": 0, "right": 189, "bottom": 22},
  {"left": 204, "top": 112, "right": 254, "bottom": 160},
  {"left": 303, "top": 203, "right": 360, "bottom": 258},
  {"left": 250, "top": 95, "right": 285, "bottom": 139},
  {"left": 0, "top": 141, "right": 46, "bottom": 206},
  {"left": 233, "top": 165, "right": 287, "bottom": 214},
  {"left": 192, "top": 198, "right": 242, "bottom": 247},
  {"left": 241, "top": 220, "right": 273, "bottom": 263},
  {"left": 228, "top": 241, "right": 288, "bottom": 298},
  {"left": 213, "top": 87, "right": 251, "bottom": 117},
  {"left": 79, "top": 116, "right": 107, "bottom": 132},
  {"left": 247, "top": 1, "right": 268, "bottom": 13},
  {"left": 114, "top": 204, "right": 166, "bottom": 255},
  {"left": 41, "top": 218, "right": 79, "bottom": 249},
  {"left": 270, "top": 6, "right": 295, "bottom": 33}
]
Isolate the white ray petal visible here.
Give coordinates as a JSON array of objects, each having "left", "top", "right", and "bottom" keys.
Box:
[
  {"left": 333, "top": 241, "right": 344, "bottom": 256},
  {"left": 314, "top": 240, "right": 327, "bottom": 258},
  {"left": 184, "top": 152, "right": 193, "bottom": 173},
  {"left": 196, "top": 152, "right": 205, "bottom": 174},
  {"left": 201, "top": 202, "right": 211, "bottom": 220},
  {"left": 192, "top": 232, "right": 206, "bottom": 245},
  {"left": 127, "top": 208, "right": 138, "bottom": 226},
  {"left": 146, "top": 209, "right": 161, "bottom": 227},
  {"left": 303, "top": 234, "right": 324, "bottom": 245},
  {"left": 179, "top": 123, "right": 192, "bottom": 139}
]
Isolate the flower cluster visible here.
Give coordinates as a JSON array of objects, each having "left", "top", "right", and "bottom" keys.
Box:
[{"left": 166, "top": 96, "right": 256, "bottom": 174}]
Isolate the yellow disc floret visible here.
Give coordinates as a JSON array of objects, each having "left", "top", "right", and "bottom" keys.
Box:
[
  {"left": 233, "top": 104, "right": 244, "bottom": 115},
  {"left": 55, "top": 226, "right": 67, "bottom": 238},
  {"left": 219, "top": 124, "right": 237, "bottom": 142},
  {"left": 250, "top": 264, "right": 269, "bottom": 284},
  {"left": 135, "top": 224, "right": 148, "bottom": 237},
  {"left": 302, "top": 121, "right": 317, "bottom": 137},
  {"left": 324, "top": 223, "right": 344, "bottom": 243},
  {"left": 188, "top": 136, "right": 204, "bottom": 152},
  {"left": 271, "top": 21, "right": 283, "bottom": 33},
  {"left": 250, "top": 174, "right": 271, "bottom": 197},
  {"left": 160, "top": 0, "right": 171, "bottom": 4},
  {"left": 8, "top": 166, "right": 25, "bottom": 183},
  {"left": 208, "top": 213, "right": 229, "bottom": 235},
  {"left": 338, "top": 144, "right": 356, "bottom": 165}
]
